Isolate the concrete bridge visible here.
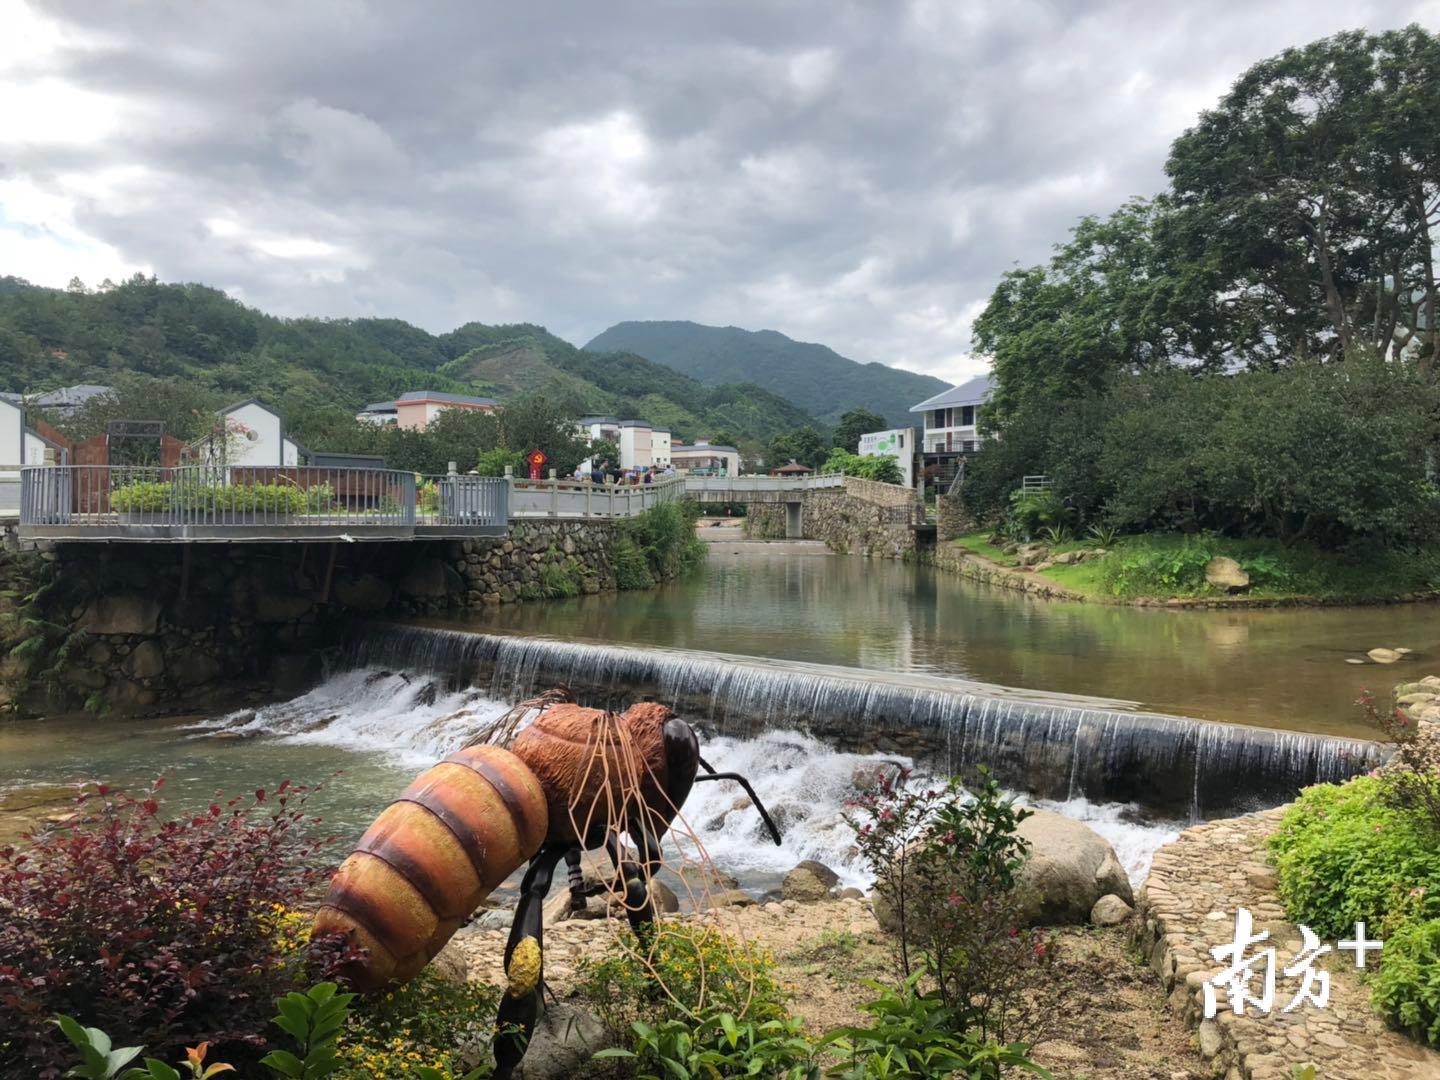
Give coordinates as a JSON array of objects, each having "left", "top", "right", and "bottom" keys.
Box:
[{"left": 13, "top": 465, "right": 874, "bottom": 543}]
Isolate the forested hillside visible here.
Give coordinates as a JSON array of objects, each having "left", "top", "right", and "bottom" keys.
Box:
[
  {"left": 0, "top": 275, "right": 820, "bottom": 449},
  {"left": 584, "top": 320, "right": 948, "bottom": 428}
]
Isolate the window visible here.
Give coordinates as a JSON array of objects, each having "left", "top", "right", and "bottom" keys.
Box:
[{"left": 960, "top": 405, "right": 975, "bottom": 427}]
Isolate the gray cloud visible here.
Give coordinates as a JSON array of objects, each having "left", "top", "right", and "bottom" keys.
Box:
[{"left": 2, "top": 0, "right": 1434, "bottom": 379}]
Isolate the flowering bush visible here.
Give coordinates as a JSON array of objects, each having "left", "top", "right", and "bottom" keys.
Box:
[
  {"left": 845, "top": 768, "right": 1056, "bottom": 1048},
  {"left": 333, "top": 968, "right": 497, "bottom": 1078},
  {"left": 0, "top": 779, "right": 335, "bottom": 1077}
]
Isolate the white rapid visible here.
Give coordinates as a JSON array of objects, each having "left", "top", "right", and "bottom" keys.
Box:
[{"left": 202, "top": 670, "right": 1180, "bottom": 892}]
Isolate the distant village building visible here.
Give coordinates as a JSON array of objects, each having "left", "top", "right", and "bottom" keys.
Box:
[
  {"left": 356, "top": 391, "right": 500, "bottom": 431},
  {"left": 0, "top": 398, "right": 67, "bottom": 465},
  {"left": 908, "top": 373, "right": 994, "bottom": 492},
  {"left": 576, "top": 416, "right": 673, "bottom": 472},
  {"left": 857, "top": 428, "right": 917, "bottom": 488},
  {"left": 672, "top": 440, "right": 739, "bottom": 477},
  {"left": 0, "top": 384, "right": 114, "bottom": 418},
  {"left": 198, "top": 400, "right": 304, "bottom": 467}
]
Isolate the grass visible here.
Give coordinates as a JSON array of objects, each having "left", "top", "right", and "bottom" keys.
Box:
[{"left": 950, "top": 530, "right": 1440, "bottom": 604}]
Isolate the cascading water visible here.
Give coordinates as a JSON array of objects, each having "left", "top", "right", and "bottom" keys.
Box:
[
  {"left": 206, "top": 672, "right": 1180, "bottom": 892},
  {"left": 346, "top": 623, "right": 1391, "bottom": 819}
]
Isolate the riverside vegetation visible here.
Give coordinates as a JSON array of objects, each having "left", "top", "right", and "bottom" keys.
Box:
[
  {"left": 1266, "top": 682, "right": 1440, "bottom": 1049},
  {"left": 2, "top": 761, "right": 1064, "bottom": 1079},
  {"left": 958, "top": 28, "right": 1440, "bottom": 604}
]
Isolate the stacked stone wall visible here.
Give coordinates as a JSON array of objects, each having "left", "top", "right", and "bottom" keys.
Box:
[
  {"left": 742, "top": 505, "right": 787, "bottom": 539},
  {"left": 7, "top": 520, "right": 628, "bottom": 717},
  {"left": 800, "top": 490, "right": 916, "bottom": 559}
]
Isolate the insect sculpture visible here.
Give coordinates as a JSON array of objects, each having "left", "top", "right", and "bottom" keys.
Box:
[{"left": 312, "top": 691, "right": 782, "bottom": 1079}]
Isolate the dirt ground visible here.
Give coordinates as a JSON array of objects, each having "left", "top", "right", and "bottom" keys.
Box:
[{"left": 456, "top": 895, "right": 1208, "bottom": 1079}]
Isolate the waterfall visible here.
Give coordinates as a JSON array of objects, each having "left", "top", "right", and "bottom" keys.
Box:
[{"left": 345, "top": 623, "right": 1390, "bottom": 819}]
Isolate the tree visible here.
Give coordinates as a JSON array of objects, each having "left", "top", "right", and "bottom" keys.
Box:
[
  {"left": 767, "top": 426, "right": 829, "bottom": 469},
  {"left": 45, "top": 375, "right": 225, "bottom": 443},
  {"left": 831, "top": 408, "right": 888, "bottom": 452},
  {"left": 1166, "top": 26, "right": 1440, "bottom": 371},
  {"left": 823, "top": 447, "right": 904, "bottom": 484},
  {"left": 588, "top": 438, "right": 620, "bottom": 468}
]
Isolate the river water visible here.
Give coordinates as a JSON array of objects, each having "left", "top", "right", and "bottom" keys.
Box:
[
  {"left": 448, "top": 546, "right": 1437, "bottom": 739},
  {"left": 4, "top": 544, "right": 1421, "bottom": 896}
]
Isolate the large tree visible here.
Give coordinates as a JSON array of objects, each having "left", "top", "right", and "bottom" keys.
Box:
[
  {"left": 831, "top": 407, "right": 889, "bottom": 451},
  {"left": 1166, "top": 26, "right": 1440, "bottom": 370}
]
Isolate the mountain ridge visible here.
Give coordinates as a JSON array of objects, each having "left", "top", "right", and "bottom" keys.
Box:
[{"left": 583, "top": 319, "right": 949, "bottom": 429}]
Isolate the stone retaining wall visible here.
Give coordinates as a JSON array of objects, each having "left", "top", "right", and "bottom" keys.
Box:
[
  {"left": 743, "top": 504, "right": 787, "bottom": 539},
  {"left": 1135, "top": 808, "right": 1440, "bottom": 1079},
  {"left": 801, "top": 489, "right": 916, "bottom": 559},
  {"left": 918, "top": 543, "right": 1088, "bottom": 600},
  {"left": 5, "top": 520, "right": 631, "bottom": 717}
]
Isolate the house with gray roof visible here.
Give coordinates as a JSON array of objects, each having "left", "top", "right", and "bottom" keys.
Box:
[{"left": 909, "top": 374, "right": 994, "bottom": 454}]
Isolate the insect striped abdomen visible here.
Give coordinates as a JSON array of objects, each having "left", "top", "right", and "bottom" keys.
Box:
[{"left": 313, "top": 744, "right": 548, "bottom": 990}]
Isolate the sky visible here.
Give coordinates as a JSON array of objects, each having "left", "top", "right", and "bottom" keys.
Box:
[{"left": 2, "top": 1, "right": 1435, "bottom": 381}]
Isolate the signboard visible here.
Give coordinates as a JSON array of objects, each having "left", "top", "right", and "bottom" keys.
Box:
[
  {"left": 858, "top": 427, "right": 916, "bottom": 488},
  {"left": 527, "top": 449, "right": 548, "bottom": 481}
]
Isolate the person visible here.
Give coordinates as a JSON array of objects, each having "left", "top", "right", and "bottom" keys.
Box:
[
  {"left": 590, "top": 460, "right": 608, "bottom": 484},
  {"left": 572, "top": 464, "right": 586, "bottom": 482},
  {"left": 643, "top": 465, "right": 655, "bottom": 484},
  {"left": 607, "top": 461, "right": 623, "bottom": 484}
]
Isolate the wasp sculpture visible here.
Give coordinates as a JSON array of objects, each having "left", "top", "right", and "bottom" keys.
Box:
[{"left": 312, "top": 691, "right": 782, "bottom": 1079}]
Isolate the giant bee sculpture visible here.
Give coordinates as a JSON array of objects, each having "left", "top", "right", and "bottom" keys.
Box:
[{"left": 312, "top": 692, "right": 781, "bottom": 1078}]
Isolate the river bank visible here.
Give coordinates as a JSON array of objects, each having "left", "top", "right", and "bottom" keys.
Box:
[{"left": 935, "top": 531, "right": 1440, "bottom": 610}]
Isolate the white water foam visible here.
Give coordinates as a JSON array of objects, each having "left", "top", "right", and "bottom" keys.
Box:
[{"left": 200, "top": 670, "right": 1180, "bottom": 891}]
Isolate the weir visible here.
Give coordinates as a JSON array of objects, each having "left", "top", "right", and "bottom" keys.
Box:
[{"left": 345, "top": 624, "right": 1391, "bottom": 819}]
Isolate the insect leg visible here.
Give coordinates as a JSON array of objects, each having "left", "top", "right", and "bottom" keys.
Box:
[{"left": 493, "top": 844, "right": 566, "bottom": 1080}]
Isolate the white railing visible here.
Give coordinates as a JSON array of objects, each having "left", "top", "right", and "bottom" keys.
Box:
[
  {"left": 0, "top": 464, "right": 21, "bottom": 517},
  {"left": 682, "top": 473, "right": 844, "bottom": 497},
  {"left": 504, "top": 471, "right": 686, "bottom": 519}
]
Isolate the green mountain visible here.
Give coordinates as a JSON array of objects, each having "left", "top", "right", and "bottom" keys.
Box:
[
  {"left": 0, "top": 275, "right": 820, "bottom": 449},
  {"left": 584, "top": 320, "right": 949, "bottom": 429}
]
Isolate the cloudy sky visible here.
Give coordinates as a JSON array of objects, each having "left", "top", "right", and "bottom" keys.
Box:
[{"left": 2, "top": 1, "right": 1434, "bottom": 380}]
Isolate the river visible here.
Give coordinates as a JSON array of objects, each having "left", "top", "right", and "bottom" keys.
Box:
[{"left": 3, "top": 544, "right": 1422, "bottom": 896}]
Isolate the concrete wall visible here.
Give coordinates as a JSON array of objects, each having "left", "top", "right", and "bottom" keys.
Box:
[{"left": 0, "top": 400, "right": 23, "bottom": 464}]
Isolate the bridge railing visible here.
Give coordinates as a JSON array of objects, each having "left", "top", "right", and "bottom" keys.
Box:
[
  {"left": 503, "top": 473, "right": 686, "bottom": 519},
  {"left": 683, "top": 473, "right": 845, "bottom": 497},
  {"left": 20, "top": 464, "right": 423, "bottom": 534}
]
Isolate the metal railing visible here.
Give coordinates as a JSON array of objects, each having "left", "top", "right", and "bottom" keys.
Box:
[
  {"left": 1021, "top": 475, "right": 1052, "bottom": 493},
  {"left": 21, "top": 465, "right": 419, "bottom": 534},
  {"left": 417, "top": 474, "right": 508, "bottom": 527}
]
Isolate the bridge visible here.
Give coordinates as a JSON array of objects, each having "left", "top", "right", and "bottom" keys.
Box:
[{"left": 11, "top": 465, "right": 878, "bottom": 543}]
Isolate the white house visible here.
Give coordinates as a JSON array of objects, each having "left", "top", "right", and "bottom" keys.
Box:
[
  {"left": 672, "top": 440, "right": 739, "bottom": 476},
  {"left": 356, "top": 401, "right": 398, "bottom": 425},
  {"left": 0, "top": 398, "right": 64, "bottom": 465},
  {"left": 578, "top": 416, "right": 673, "bottom": 472},
  {"left": 908, "top": 374, "right": 994, "bottom": 453},
  {"left": 858, "top": 427, "right": 917, "bottom": 488},
  {"left": 214, "top": 400, "right": 302, "bottom": 467}
]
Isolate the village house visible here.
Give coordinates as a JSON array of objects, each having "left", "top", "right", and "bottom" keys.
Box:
[
  {"left": 356, "top": 390, "right": 501, "bottom": 431},
  {"left": 908, "top": 374, "right": 994, "bottom": 491}
]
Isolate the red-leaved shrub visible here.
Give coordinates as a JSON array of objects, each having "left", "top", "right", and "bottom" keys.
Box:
[{"left": 0, "top": 777, "right": 336, "bottom": 1078}]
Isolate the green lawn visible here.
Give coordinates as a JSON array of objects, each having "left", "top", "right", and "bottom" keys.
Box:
[{"left": 948, "top": 530, "right": 1440, "bottom": 604}]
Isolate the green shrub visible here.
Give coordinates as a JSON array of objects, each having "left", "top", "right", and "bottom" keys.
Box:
[
  {"left": 1268, "top": 776, "right": 1440, "bottom": 940},
  {"left": 110, "top": 482, "right": 172, "bottom": 513},
  {"left": 1371, "top": 917, "right": 1440, "bottom": 1047},
  {"left": 821, "top": 974, "right": 1050, "bottom": 1079},
  {"left": 207, "top": 483, "right": 308, "bottom": 515},
  {"left": 822, "top": 448, "right": 904, "bottom": 485},
  {"left": 1007, "top": 489, "right": 1069, "bottom": 540},
  {"left": 538, "top": 554, "right": 583, "bottom": 598},
  {"left": 612, "top": 536, "right": 655, "bottom": 590},
  {"left": 577, "top": 924, "right": 787, "bottom": 1046},
  {"left": 613, "top": 502, "right": 705, "bottom": 589},
  {"left": 305, "top": 483, "right": 336, "bottom": 513},
  {"left": 474, "top": 449, "right": 526, "bottom": 478},
  {"left": 596, "top": 1013, "right": 820, "bottom": 1080}
]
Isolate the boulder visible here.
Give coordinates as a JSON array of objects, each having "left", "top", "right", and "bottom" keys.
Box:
[
  {"left": 427, "top": 940, "right": 470, "bottom": 984},
  {"left": 1204, "top": 557, "right": 1250, "bottom": 593},
  {"left": 1014, "top": 546, "right": 1051, "bottom": 568},
  {"left": 1368, "top": 648, "right": 1402, "bottom": 664},
  {"left": 849, "top": 760, "right": 905, "bottom": 792},
  {"left": 651, "top": 879, "right": 680, "bottom": 914},
  {"left": 123, "top": 640, "right": 165, "bottom": 680},
  {"left": 1051, "top": 550, "right": 1084, "bottom": 566},
  {"left": 79, "top": 594, "right": 161, "bottom": 636},
  {"left": 333, "top": 573, "right": 393, "bottom": 611},
  {"left": 1090, "top": 893, "right": 1134, "bottom": 927},
  {"left": 706, "top": 889, "right": 756, "bottom": 909},
  {"left": 872, "top": 808, "right": 1132, "bottom": 931},
  {"left": 783, "top": 860, "right": 840, "bottom": 902},
  {"left": 459, "top": 1002, "right": 610, "bottom": 1079},
  {"left": 169, "top": 652, "right": 221, "bottom": 687},
  {"left": 399, "top": 558, "right": 449, "bottom": 599},
  {"left": 1014, "top": 809, "right": 1133, "bottom": 924}
]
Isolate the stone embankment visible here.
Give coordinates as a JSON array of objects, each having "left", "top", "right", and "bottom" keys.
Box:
[
  {"left": 744, "top": 476, "right": 919, "bottom": 558},
  {"left": 1135, "top": 808, "right": 1440, "bottom": 1079},
  {"left": 3, "top": 520, "right": 629, "bottom": 716}
]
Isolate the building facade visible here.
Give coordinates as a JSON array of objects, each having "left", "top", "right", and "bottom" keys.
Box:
[
  {"left": 908, "top": 374, "right": 994, "bottom": 492},
  {"left": 577, "top": 417, "right": 673, "bottom": 472},
  {"left": 356, "top": 391, "right": 501, "bottom": 431},
  {"left": 858, "top": 427, "right": 917, "bottom": 488},
  {"left": 672, "top": 440, "right": 739, "bottom": 476}
]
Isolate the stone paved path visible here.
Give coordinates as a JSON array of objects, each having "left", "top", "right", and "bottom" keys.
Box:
[{"left": 1136, "top": 807, "right": 1440, "bottom": 1079}]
